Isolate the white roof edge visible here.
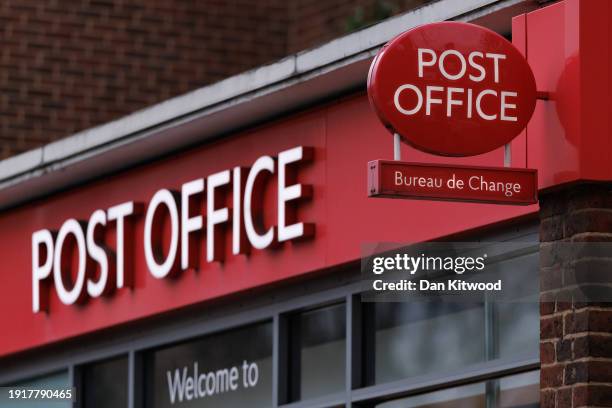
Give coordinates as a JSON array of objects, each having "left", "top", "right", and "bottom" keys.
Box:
[{"left": 0, "top": 0, "right": 535, "bottom": 208}]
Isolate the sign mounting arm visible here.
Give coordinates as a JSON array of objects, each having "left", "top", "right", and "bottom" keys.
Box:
[{"left": 394, "top": 133, "right": 402, "bottom": 161}]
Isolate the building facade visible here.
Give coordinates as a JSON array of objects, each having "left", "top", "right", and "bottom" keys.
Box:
[{"left": 0, "top": 1, "right": 610, "bottom": 407}]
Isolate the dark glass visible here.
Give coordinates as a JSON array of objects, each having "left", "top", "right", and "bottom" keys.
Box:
[
  {"left": 375, "top": 370, "right": 539, "bottom": 408},
  {"left": 376, "top": 381, "right": 486, "bottom": 408},
  {"left": 290, "top": 303, "right": 346, "bottom": 401},
  {"left": 500, "top": 371, "right": 540, "bottom": 407},
  {"left": 146, "top": 322, "right": 273, "bottom": 408},
  {"left": 83, "top": 356, "right": 128, "bottom": 408},
  {"left": 498, "top": 301, "right": 539, "bottom": 358},
  {"left": 374, "top": 302, "right": 485, "bottom": 384},
  {"left": 496, "top": 252, "right": 540, "bottom": 359}
]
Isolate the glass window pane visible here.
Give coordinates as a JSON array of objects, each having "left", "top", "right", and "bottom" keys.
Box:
[
  {"left": 291, "top": 303, "right": 346, "bottom": 401},
  {"left": 374, "top": 302, "right": 485, "bottom": 384},
  {"left": 375, "top": 370, "right": 539, "bottom": 408},
  {"left": 83, "top": 356, "right": 128, "bottom": 408},
  {"left": 146, "top": 321, "right": 273, "bottom": 408},
  {"left": 496, "top": 252, "right": 540, "bottom": 359},
  {"left": 376, "top": 382, "right": 486, "bottom": 408},
  {"left": 3, "top": 371, "right": 70, "bottom": 408},
  {"left": 500, "top": 371, "right": 540, "bottom": 407},
  {"left": 498, "top": 301, "right": 539, "bottom": 358}
]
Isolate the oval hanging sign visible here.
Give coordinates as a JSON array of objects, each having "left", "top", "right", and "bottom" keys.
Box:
[{"left": 368, "top": 21, "right": 537, "bottom": 157}]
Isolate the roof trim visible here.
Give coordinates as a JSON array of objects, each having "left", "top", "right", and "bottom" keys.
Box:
[{"left": 0, "top": 0, "right": 537, "bottom": 209}]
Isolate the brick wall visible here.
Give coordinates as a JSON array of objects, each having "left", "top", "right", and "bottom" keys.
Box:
[
  {"left": 0, "top": 0, "right": 431, "bottom": 160},
  {"left": 539, "top": 183, "right": 612, "bottom": 407}
]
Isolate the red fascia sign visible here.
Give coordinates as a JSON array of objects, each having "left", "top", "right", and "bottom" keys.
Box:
[
  {"left": 31, "top": 146, "right": 313, "bottom": 314},
  {"left": 366, "top": 21, "right": 539, "bottom": 205},
  {"left": 368, "top": 160, "right": 537, "bottom": 205},
  {"left": 368, "top": 21, "right": 537, "bottom": 157}
]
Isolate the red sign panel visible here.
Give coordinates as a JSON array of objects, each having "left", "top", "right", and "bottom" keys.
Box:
[
  {"left": 0, "top": 94, "right": 542, "bottom": 359},
  {"left": 368, "top": 160, "right": 538, "bottom": 205},
  {"left": 368, "top": 21, "right": 537, "bottom": 157}
]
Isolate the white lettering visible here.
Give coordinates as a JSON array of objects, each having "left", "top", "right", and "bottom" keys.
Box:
[
  {"left": 425, "top": 85, "right": 444, "bottom": 115},
  {"left": 32, "top": 230, "right": 54, "bottom": 313},
  {"left": 438, "top": 49, "right": 466, "bottom": 81},
  {"left": 394, "top": 84, "right": 423, "bottom": 115},
  {"left": 207, "top": 170, "right": 230, "bottom": 262},
  {"left": 181, "top": 179, "right": 204, "bottom": 270},
  {"left": 244, "top": 156, "right": 275, "bottom": 249},
  {"left": 278, "top": 146, "right": 311, "bottom": 242},
  {"left": 446, "top": 87, "right": 464, "bottom": 117},
  {"left": 476, "top": 89, "right": 498, "bottom": 120},
  {"left": 32, "top": 147, "right": 314, "bottom": 313},
  {"left": 145, "top": 189, "right": 180, "bottom": 279},
  {"left": 486, "top": 53, "right": 506, "bottom": 83},
  {"left": 53, "top": 219, "right": 87, "bottom": 305},
  {"left": 86, "top": 209, "right": 110, "bottom": 298},
  {"left": 107, "top": 201, "right": 137, "bottom": 289},
  {"left": 468, "top": 51, "right": 485, "bottom": 82},
  {"left": 500, "top": 91, "right": 518, "bottom": 122},
  {"left": 165, "top": 362, "right": 256, "bottom": 404},
  {"left": 417, "top": 48, "right": 436, "bottom": 77}
]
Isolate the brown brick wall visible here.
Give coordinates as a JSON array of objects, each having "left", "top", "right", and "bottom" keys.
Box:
[
  {"left": 0, "top": 0, "right": 432, "bottom": 160},
  {"left": 539, "top": 184, "right": 612, "bottom": 408},
  {"left": 0, "top": 0, "right": 291, "bottom": 159}
]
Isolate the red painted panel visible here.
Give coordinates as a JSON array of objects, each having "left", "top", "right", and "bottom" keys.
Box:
[
  {"left": 511, "top": 13, "right": 529, "bottom": 169},
  {"left": 523, "top": 1, "right": 580, "bottom": 187},
  {"left": 322, "top": 95, "right": 535, "bottom": 266},
  {"left": 521, "top": 0, "right": 612, "bottom": 188},
  {"left": 0, "top": 93, "right": 538, "bottom": 357},
  {"left": 0, "top": 114, "right": 330, "bottom": 357},
  {"left": 5, "top": 0, "right": 612, "bottom": 357},
  {"left": 577, "top": 0, "right": 612, "bottom": 180}
]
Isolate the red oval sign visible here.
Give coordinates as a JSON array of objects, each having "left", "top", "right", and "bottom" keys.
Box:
[{"left": 368, "top": 22, "right": 537, "bottom": 157}]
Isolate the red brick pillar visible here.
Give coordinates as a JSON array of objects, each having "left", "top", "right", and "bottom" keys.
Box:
[{"left": 539, "top": 184, "right": 612, "bottom": 407}]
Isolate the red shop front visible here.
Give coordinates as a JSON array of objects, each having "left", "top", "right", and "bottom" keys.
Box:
[{"left": 0, "top": 1, "right": 610, "bottom": 407}]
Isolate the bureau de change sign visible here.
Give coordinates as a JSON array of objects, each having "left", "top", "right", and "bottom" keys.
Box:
[
  {"left": 368, "top": 161, "right": 537, "bottom": 205},
  {"left": 367, "top": 21, "right": 538, "bottom": 205}
]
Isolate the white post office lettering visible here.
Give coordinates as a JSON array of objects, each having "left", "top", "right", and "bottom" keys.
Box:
[
  {"left": 31, "top": 146, "right": 313, "bottom": 313},
  {"left": 394, "top": 48, "right": 518, "bottom": 122}
]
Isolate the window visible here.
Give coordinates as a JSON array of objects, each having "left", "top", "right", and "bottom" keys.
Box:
[
  {"left": 377, "top": 381, "right": 486, "bottom": 407},
  {"left": 145, "top": 321, "right": 273, "bottom": 408},
  {"left": 372, "top": 302, "right": 485, "bottom": 384},
  {"left": 496, "top": 251, "right": 540, "bottom": 359},
  {"left": 375, "top": 370, "right": 539, "bottom": 407},
  {"left": 499, "top": 370, "right": 540, "bottom": 407},
  {"left": 288, "top": 303, "right": 346, "bottom": 402},
  {"left": 82, "top": 356, "right": 128, "bottom": 408}
]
